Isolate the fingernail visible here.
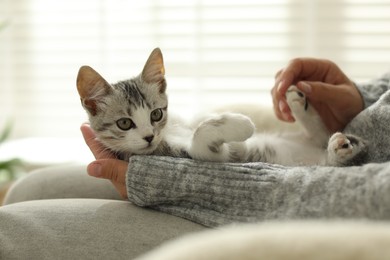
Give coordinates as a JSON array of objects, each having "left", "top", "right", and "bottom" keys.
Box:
[
  {"left": 279, "top": 100, "right": 287, "bottom": 112},
  {"left": 279, "top": 101, "right": 291, "bottom": 120},
  {"left": 299, "top": 82, "right": 312, "bottom": 94},
  {"left": 88, "top": 162, "right": 102, "bottom": 177},
  {"left": 277, "top": 80, "right": 284, "bottom": 93}
]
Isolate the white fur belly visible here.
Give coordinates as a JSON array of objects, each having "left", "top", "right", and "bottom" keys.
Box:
[{"left": 245, "top": 134, "right": 327, "bottom": 166}]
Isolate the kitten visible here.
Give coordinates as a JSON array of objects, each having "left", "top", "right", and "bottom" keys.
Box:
[{"left": 77, "top": 48, "right": 368, "bottom": 167}]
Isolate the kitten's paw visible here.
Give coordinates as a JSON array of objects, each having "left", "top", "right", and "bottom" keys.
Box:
[
  {"left": 190, "top": 113, "right": 254, "bottom": 161},
  {"left": 197, "top": 113, "right": 255, "bottom": 143},
  {"left": 328, "top": 132, "right": 353, "bottom": 158},
  {"left": 285, "top": 85, "right": 329, "bottom": 146},
  {"left": 285, "top": 85, "right": 308, "bottom": 115},
  {"left": 327, "top": 132, "right": 368, "bottom": 166}
]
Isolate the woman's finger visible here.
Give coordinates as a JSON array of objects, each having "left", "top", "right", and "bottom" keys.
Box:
[{"left": 80, "top": 123, "right": 115, "bottom": 159}]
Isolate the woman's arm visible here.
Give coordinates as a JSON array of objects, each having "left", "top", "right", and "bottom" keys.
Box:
[
  {"left": 127, "top": 155, "right": 390, "bottom": 227},
  {"left": 355, "top": 72, "right": 390, "bottom": 108}
]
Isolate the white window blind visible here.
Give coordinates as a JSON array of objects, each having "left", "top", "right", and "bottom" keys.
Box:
[{"left": 1, "top": 0, "right": 390, "bottom": 139}]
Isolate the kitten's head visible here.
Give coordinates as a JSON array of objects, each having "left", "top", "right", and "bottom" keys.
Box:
[{"left": 77, "top": 48, "right": 168, "bottom": 158}]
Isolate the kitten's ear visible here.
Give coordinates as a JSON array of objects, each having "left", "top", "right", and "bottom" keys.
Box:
[
  {"left": 142, "top": 48, "right": 166, "bottom": 93},
  {"left": 77, "top": 66, "right": 112, "bottom": 116}
]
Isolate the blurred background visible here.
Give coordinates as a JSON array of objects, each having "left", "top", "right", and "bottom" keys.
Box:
[{"left": 0, "top": 0, "right": 389, "bottom": 179}]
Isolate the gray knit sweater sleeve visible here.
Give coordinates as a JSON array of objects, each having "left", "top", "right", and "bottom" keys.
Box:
[
  {"left": 126, "top": 156, "right": 390, "bottom": 227},
  {"left": 355, "top": 72, "right": 390, "bottom": 108}
]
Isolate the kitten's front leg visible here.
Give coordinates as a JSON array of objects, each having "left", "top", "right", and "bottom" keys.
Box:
[
  {"left": 286, "top": 85, "right": 330, "bottom": 147},
  {"left": 189, "top": 113, "right": 255, "bottom": 162},
  {"left": 327, "top": 132, "right": 368, "bottom": 166}
]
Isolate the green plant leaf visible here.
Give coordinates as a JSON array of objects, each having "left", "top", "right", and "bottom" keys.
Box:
[
  {"left": 0, "top": 121, "right": 13, "bottom": 144},
  {"left": 0, "top": 158, "right": 22, "bottom": 168},
  {"left": 0, "top": 158, "right": 23, "bottom": 181}
]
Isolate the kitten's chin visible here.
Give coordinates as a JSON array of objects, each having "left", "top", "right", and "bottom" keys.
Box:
[{"left": 135, "top": 144, "right": 158, "bottom": 155}]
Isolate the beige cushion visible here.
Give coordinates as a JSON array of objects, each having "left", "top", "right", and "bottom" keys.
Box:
[{"left": 138, "top": 221, "right": 390, "bottom": 260}]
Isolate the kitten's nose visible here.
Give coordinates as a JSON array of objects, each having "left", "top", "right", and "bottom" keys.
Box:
[{"left": 144, "top": 135, "right": 154, "bottom": 144}]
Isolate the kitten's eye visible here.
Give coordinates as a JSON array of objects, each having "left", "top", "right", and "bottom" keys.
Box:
[
  {"left": 116, "top": 118, "right": 135, "bottom": 130},
  {"left": 151, "top": 108, "right": 163, "bottom": 122}
]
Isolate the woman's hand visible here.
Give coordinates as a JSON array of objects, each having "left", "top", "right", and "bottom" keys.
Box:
[
  {"left": 81, "top": 123, "right": 129, "bottom": 199},
  {"left": 271, "top": 58, "right": 364, "bottom": 133}
]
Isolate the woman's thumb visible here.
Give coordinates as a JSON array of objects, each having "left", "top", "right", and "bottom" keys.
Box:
[
  {"left": 87, "top": 159, "right": 128, "bottom": 182},
  {"left": 296, "top": 81, "right": 335, "bottom": 101}
]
